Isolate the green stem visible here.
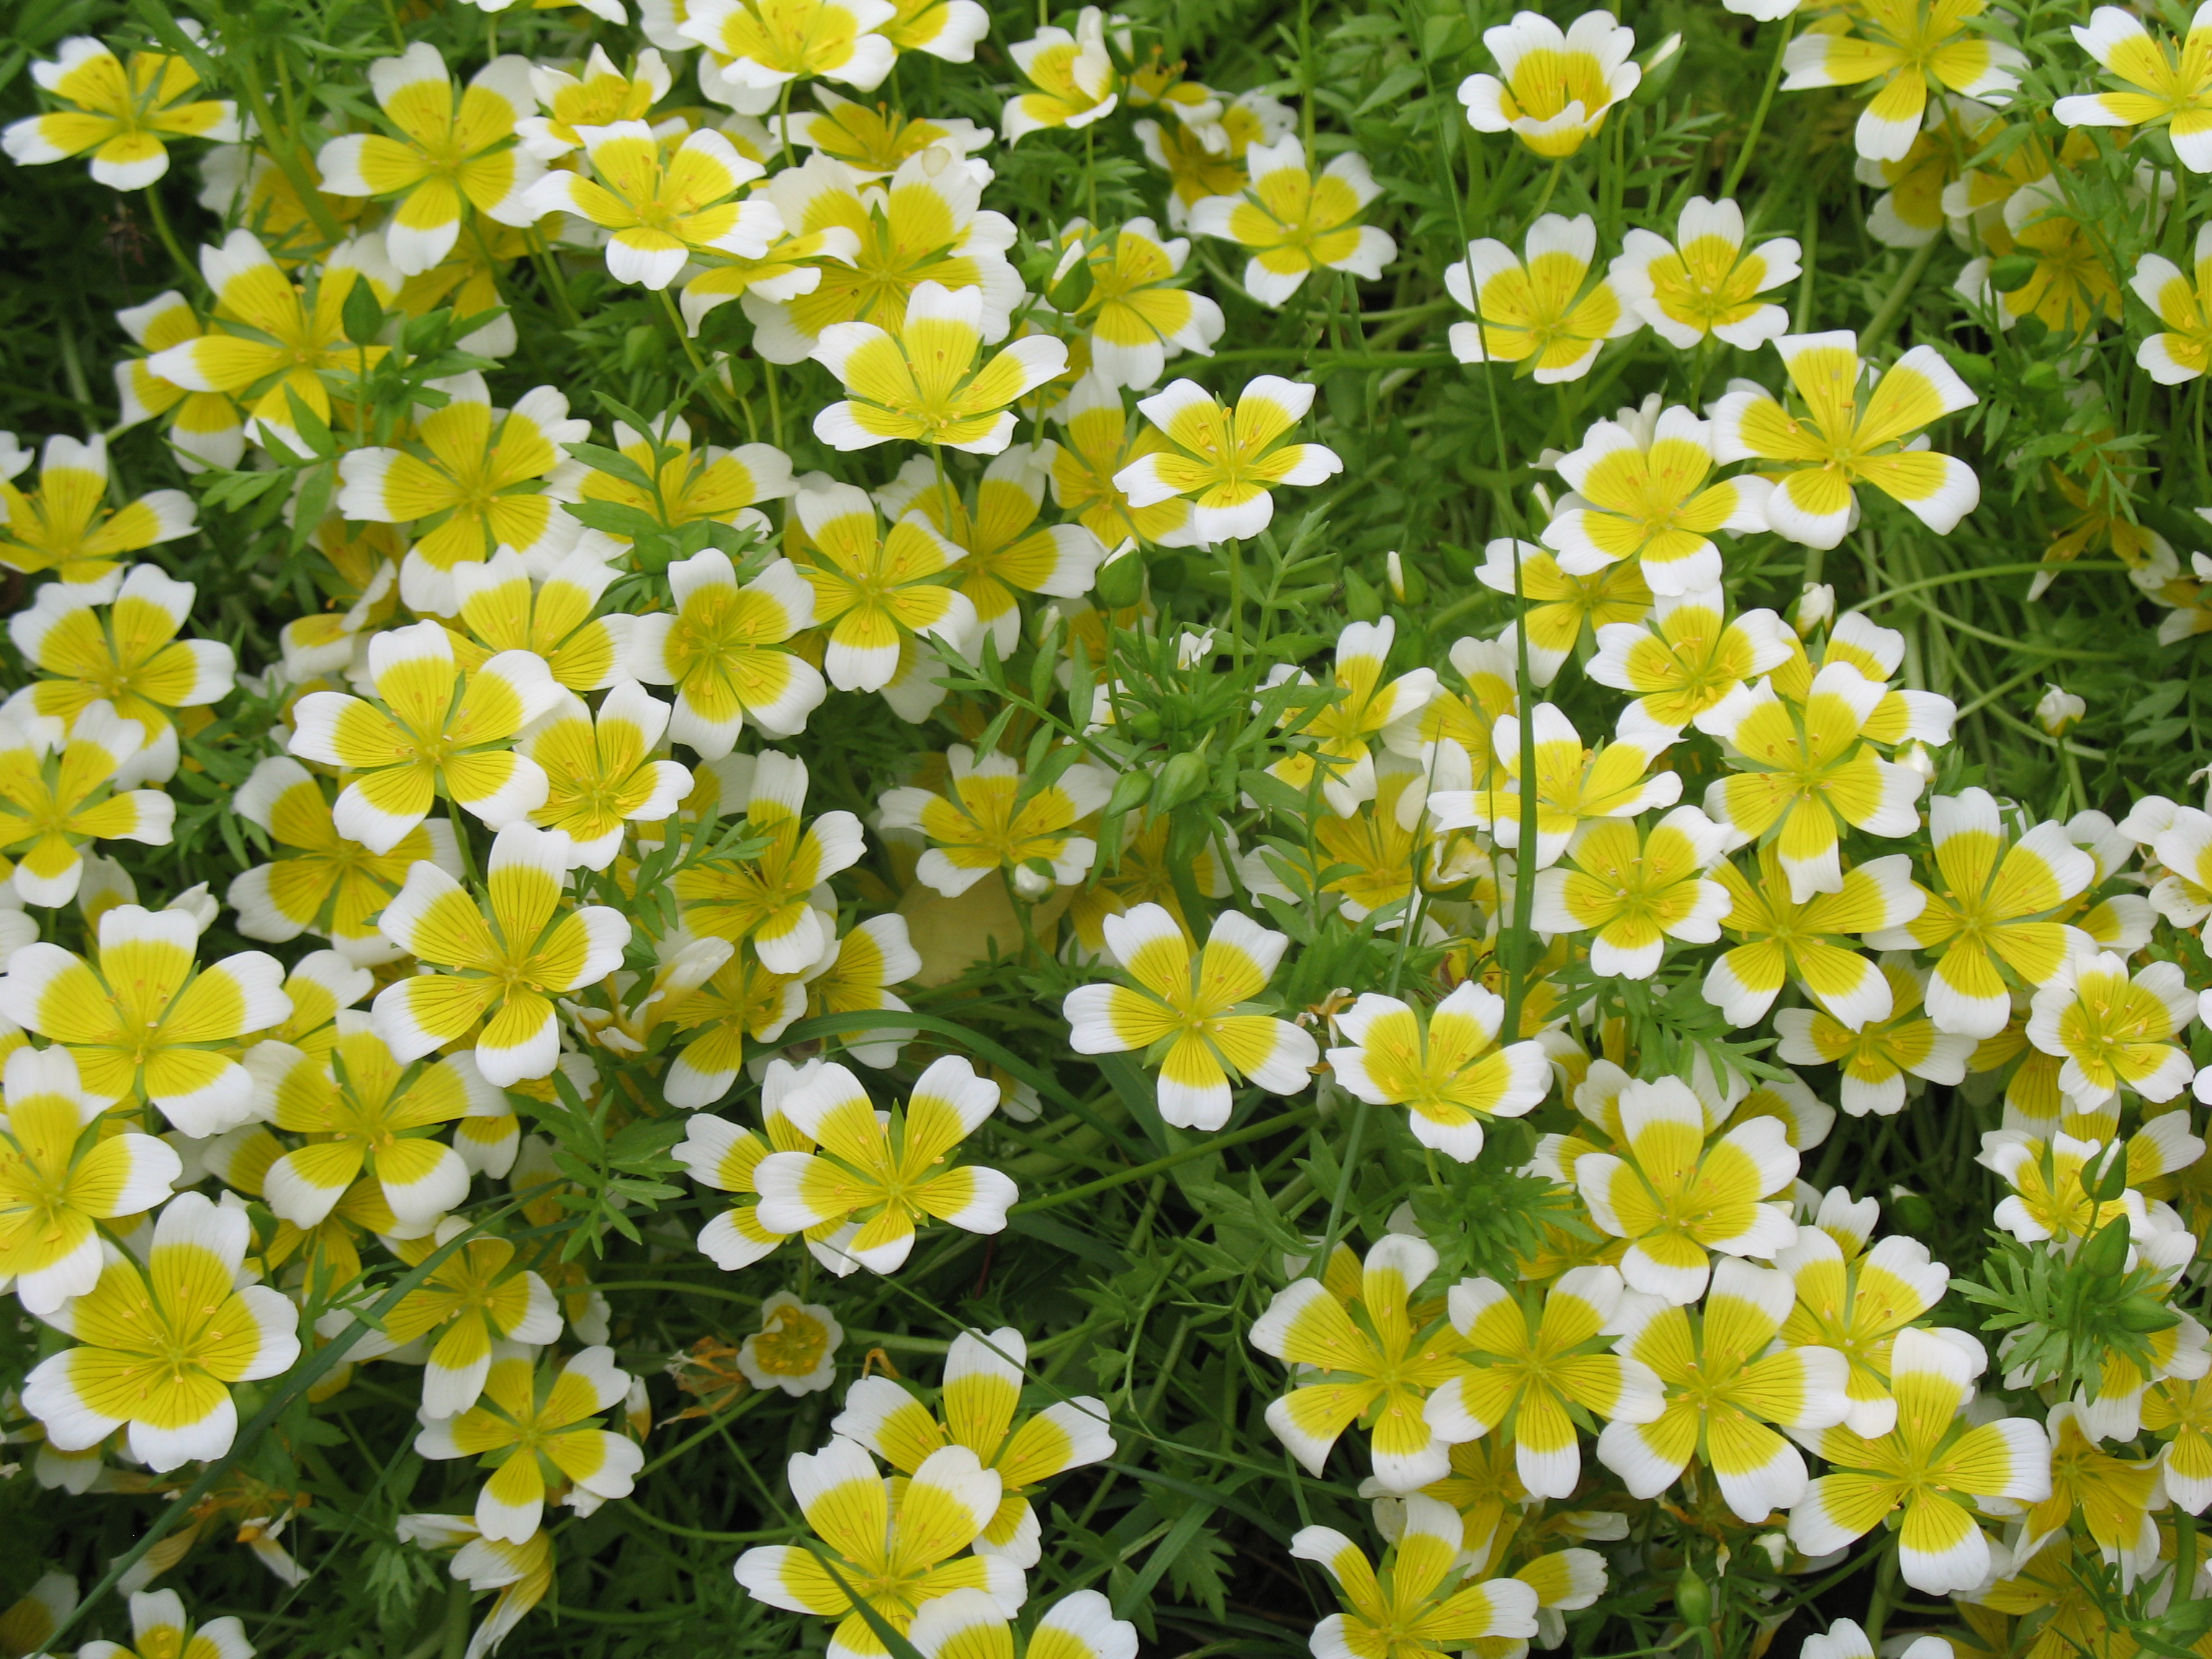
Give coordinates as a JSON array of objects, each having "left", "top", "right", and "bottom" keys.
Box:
[
  {"left": 140, "top": 183, "right": 201, "bottom": 290},
  {"left": 1861, "top": 233, "right": 1941, "bottom": 349},
  {"left": 1722, "top": 17, "right": 1795, "bottom": 202},
  {"left": 1010, "top": 1107, "right": 1318, "bottom": 1215},
  {"left": 1310, "top": 1099, "right": 1368, "bottom": 1278},
  {"left": 659, "top": 286, "right": 743, "bottom": 431}
]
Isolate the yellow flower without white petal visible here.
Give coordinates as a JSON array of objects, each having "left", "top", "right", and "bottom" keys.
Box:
[
  {"left": 1459, "top": 10, "right": 1640, "bottom": 158},
  {"left": 1776, "top": 962, "right": 1977, "bottom": 1118},
  {"left": 1781, "top": 0, "right": 2026, "bottom": 163},
  {"left": 1048, "top": 217, "right": 1224, "bottom": 392},
  {"left": 1063, "top": 902, "right": 1318, "bottom": 1131},
  {"left": 1189, "top": 137, "right": 1395, "bottom": 307},
  {"left": 0, "top": 1047, "right": 179, "bottom": 1316},
  {"left": 1292, "top": 1495, "right": 1541, "bottom": 1659},
  {"left": 518, "top": 682, "right": 693, "bottom": 871},
  {"left": 1326, "top": 984, "right": 1550, "bottom": 1163},
  {"left": 20, "top": 1191, "right": 299, "bottom": 1473},
  {"left": 1003, "top": 8, "right": 1121, "bottom": 143},
  {"left": 1, "top": 37, "right": 238, "bottom": 190},
  {"left": 1776, "top": 1226, "right": 1951, "bottom": 1438},
  {"left": 362, "top": 1225, "right": 562, "bottom": 1416},
  {"left": 1596, "top": 1259, "right": 1852, "bottom": 1522},
  {"left": 1532, "top": 806, "right": 1735, "bottom": 979},
  {"left": 111, "top": 290, "right": 245, "bottom": 472},
  {"left": 1699, "top": 662, "right": 1928, "bottom": 903},
  {"left": 228, "top": 756, "right": 458, "bottom": 963},
  {"left": 753, "top": 1056, "right": 1016, "bottom": 1275},
  {"left": 1609, "top": 196, "right": 1799, "bottom": 351},
  {"left": 679, "top": 0, "right": 899, "bottom": 99},
  {"left": 1573, "top": 1077, "right": 1801, "bottom": 1303},
  {"left": 0, "top": 435, "right": 195, "bottom": 588},
  {"left": 673, "top": 749, "right": 864, "bottom": 972},
  {"left": 1249, "top": 1233, "right": 1470, "bottom": 1491},
  {"left": 0, "top": 903, "right": 289, "bottom": 1135},
  {"left": 374, "top": 823, "right": 631, "bottom": 1087},
  {"left": 1446, "top": 213, "right": 1638, "bottom": 382},
  {"left": 1702, "top": 845, "right": 1926, "bottom": 1030},
  {"left": 250, "top": 1015, "right": 505, "bottom": 1233},
  {"left": 1956, "top": 180, "right": 2118, "bottom": 339},
  {"left": 878, "top": 745, "right": 1112, "bottom": 902},
  {"left": 1542, "top": 403, "right": 1770, "bottom": 595},
  {"left": 736, "top": 1290, "right": 844, "bottom": 1396},
  {"left": 811, "top": 279, "right": 1068, "bottom": 454},
  {"left": 287, "top": 621, "right": 560, "bottom": 855},
  {"left": 516, "top": 47, "right": 675, "bottom": 158},
  {"left": 629, "top": 548, "right": 827, "bottom": 756},
  {"left": 528, "top": 122, "right": 779, "bottom": 289},
  {"left": 1429, "top": 702, "right": 1680, "bottom": 871},
  {"left": 1710, "top": 331, "right": 1980, "bottom": 549},
  {"left": 904, "top": 1589, "right": 1134, "bottom": 1659},
  {"left": 1789, "top": 1326, "right": 2051, "bottom": 1595},
  {"left": 6, "top": 565, "right": 233, "bottom": 783},
  {"left": 734, "top": 1439, "right": 1021, "bottom": 1657},
  {"left": 1587, "top": 588, "right": 1794, "bottom": 734},
  {"left": 2056, "top": 4, "right": 2212, "bottom": 172},
  {"left": 1262, "top": 617, "right": 1437, "bottom": 817},
  {"left": 336, "top": 384, "right": 590, "bottom": 617},
  {"left": 1424, "top": 1265, "right": 1665, "bottom": 1499},
  {"left": 416, "top": 1344, "right": 642, "bottom": 1544},
  {"left": 793, "top": 480, "right": 975, "bottom": 697},
  {"left": 1115, "top": 375, "right": 1341, "bottom": 545},
  {"left": 2026, "top": 950, "right": 2196, "bottom": 1115},
  {"left": 2131, "top": 224, "right": 2212, "bottom": 384},
  {"left": 770, "top": 87, "right": 992, "bottom": 179},
  {"left": 834, "top": 1326, "right": 1115, "bottom": 1564},
  {"left": 315, "top": 45, "right": 546, "bottom": 277},
  {"left": 141, "top": 230, "right": 397, "bottom": 459}
]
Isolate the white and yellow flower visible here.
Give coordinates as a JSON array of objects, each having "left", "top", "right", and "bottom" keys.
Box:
[
  {"left": 812, "top": 280, "right": 1067, "bottom": 454},
  {"left": 1325, "top": 984, "right": 1550, "bottom": 1162},
  {"left": 1702, "top": 846, "right": 1926, "bottom": 1030},
  {"left": 111, "top": 290, "right": 245, "bottom": 471},
  {"left": 737, "top": 1290, "right": 844, "bottom": 1395},
  {"left": 1586, "top": 588, "right": 1794, "bottom": 734},
  {"left": 1542, "top": 401, "right": 1771, "bottom": 595},
  {"left": 1114, "top": 375, "right": 1341, "bottom": 544},
  {"left": 1459, "top": 11, "right": 1642, "bottom": 159},
  {"left": 2026, "top": 950, "right": 2196, "bottom": 1113},
  {"left": 1292, "top": 1496, "right": 1539, "bottom": 1655},
  {"left": 879, "top": 745, "right": 1112, "bottom": 900},
  {"left": 1610, "top": 197, "right": 1799, "bottom": 351},
  {"left": 2131, "top": 224, "right": 2212, "bottom": 383},
  {"left": 1189, "top": 137, "right": 1394, "bottom": 306},
  {"left": 1776, "top": 961, "right": 1977, "bottom": 1117},
  {"left": 1003, "top": 7, "right": 1121, "bottom": 143},
  {"left": 630, "top": 549, "right": 826, "bottom": 755},
  {"left": 1446, "top": 213, "right": 1638, "bottom": 382},
  {"left": 1532, "top": 806, "right": 1735, "bottom": 979},
  {"left": 1429, "top": 703, "right": 1680, "bottom": 871},
  {"left": 519, "top": 682, "right": 693, "bottom": 870},
  {"left": 1051, "top": 217, "right": 1224, "bottom": 391},
  {"left": 680, "top": 0, "right": 899, "bottom": 99},
  {"left": 529, "top": 122, "right": 780, "bottom": 289},
  {"left": 0, "top": 433, "right": 196, "bottom": 588},
  {"left": 3, "top": 36, "right": 238, "bottom": 189},
  {"left": 2055, "top": 4, "right": 2212, "bottom": 172},
  {"left": 0, "top": 703, "right": 175, "bottom": 906},
  {"left": 1783, "top": 0, "right": 2026, "bottom": 164}
]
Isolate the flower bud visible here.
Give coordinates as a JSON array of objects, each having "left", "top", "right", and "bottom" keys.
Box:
[
  {"left": 1674, "top": 1567, "right": 1710, "bottom": 1627},
  {"left": 2036, "top": 684, "right": 2085, "bottom": 737},
  {"left": 1093, "top": 539, "right": 1144, "bottom": 608},
  {"left": 1153, "top": 750, "right": 1209, "bottom": 811},
  {"left": 1791, "top": 582, "right": 1834, "bottom": 637},
  {"left": 1012, "top": 860, "right": 1056, "bottom": 900},
  {"left": 1106, "top": 767, "right": 1153, "bottom": 814},
  {"left": 2077, "top": 1214, "right": 2132, "bottom": 1282},
  {"left": 1894, "top": 740, "right": 1936, "bottom": 782}
]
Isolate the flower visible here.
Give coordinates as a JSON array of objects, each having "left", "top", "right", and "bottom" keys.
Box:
[
  {"left": 1709, "top": 332, "right": 1980, "bottom": 548},
  {"left": 1260, "top": 618, "right": 1437, "bottom": 816},
  {"left": 1573, "top": 1078, "right": 1800, "bottom": 1303},
  {"left": 77, "top": 1591, "right": 252, "bottom": 1659},
  {"left": 1586, "top": 589, "right": 1794, "bottom": 732},
  {"left": 629, "top": 549, "right": 826, "bottom": 755},
  {"left": 833, "top": 1326, "right": 1115, "bottom": 1564},
  {"left": 1597, "top": 1259, "right": 1852, "bottom": 1521},
  {"left": 528, "top": 123, "right": 778, "bottom": 289},
  {"left": 21, "top": 1191, "right": 300, "bottom": 1472},
  {"left": 1788, "top": 1327, "right": 2051, "bottom": 1594},
  {"left": 2144, "top": 1375, "right": 2212, "bottom": 1514},
  {"left": 0, "top": 1047, "right": 179, "bottom": 1316},
  {"left": 365, "top": 1228, "right": 562, "bottom": 1415},
  {"left": 373, "top": 823, "right": 631, "bottom": 1086},
  {"left": 805, "top": 916, "right": 922, "bottom": 1066},
  {"left": 1866, "top": 788, "right": 2095, "bottom": 1038},
  {"left": 905, "top": 1591, "right": 1134, "bottom": 1659},
  {"left": 1474, "top": 540, "right": 1653, "bottom": 685},
  {"left": 2035, "top": 684, "right": 2087, "bottom": 735},
  {"left": 1292, "top": 1496, "right": 1540, "bottom": 1659},
  {"left": 143, "top": 230, "right": 398, "bottom": 458},
  {"left": 811, "top": 281, "right": 1068, "bottom": 454},
  {"left": 1957, "top": 181, "right": 2118, "bottom": 337},
  {"left": 1610, "top": 197, "right": 1799, "bottom": 351},
  {"left": 1003, "top": 8, "right": 1120, "bottom": 142},
  {"left": 679, "top": 0, "right": 899, "bottom": 99},
  {"left": 1777, "top": 1226, "right": 1951, "bottom": 1437},
  {"left": 881, "top": 0, "right": 989, "bottom": 60},
  {"left": 250, "top": 1016, "right": 503, "bottom": 1231},
  {"left": 1532, "top": 806, "right": 1734, "bottom": 979},
  {"left": 2056, "top": 4, "right": 2212, "bottom": 171},
  {"left": 752, "top": 1058, "right": 1015, "bottom": 1274},
  {"left": 111, "top": 289, "right": 246, "bottom": 472},
  {"left": 771, "top": 89, "right": 992, "bottom": 179},
  {"left": 1542, "top": 403, "right": 1771, "bottom": 595},
  {"left": 397, "top": 1515, "right": 552, "bottom": 1659},
  {"left": 1703, "top": 847, "right": 1925, "bottom": 1028},
  {"left": 1136, "top": 90, "right": 1295, "bottom": 230},
  {"left": 515, "top": 46, "right": 674, "bottom": 157},
  {"left": 1445, "top": 214, "right": 1638, "bottom": 382},
  {"left": 735, "top": 1439, "right": 1021, "bottom": 1654},
  {"left": 554, "top": 415, "right": 793, "bottom": 559},
  {"left": 0, "top": 435, "right": 196, "bottom": 587},
  {"left": 315, "top": 44, "right": 545, "bottom": 276},
  {"left": 675, "top": 1061, "right": 825, "bottom": 1260},
  {"left": 738, "top": 1290, "right": 844, "bottom": 1395},
  {"left": 1429, "top": 703, "right": 1680, "bottom": 871},
  {"left": 287, "top": 620, "right": 562, "bottom": 855},
  {"left": 1050, "top": 217, "right": 1224, "bottom": 390},
  {"left": 448, "top": 549, "right": 631, "bottom": 695},
  {"left": 792, "top": 480, "right": 975, "bottom": 698},
  {"left": 674, "top": 750, "right": 864, "bottom": 971},
  {"left": 662, "top": 953, "right": 813, "bottom": 1099},
  {"left": 1459, "top": 12, "right": 1642, "bottom": 158},
  {"left": 0, "top": 903, "right": 289, "bottom": 1135},
  {"left": 0, "top": 703, "right": 176, "bottom": 906},
  {"left": 1325, "top": 984, "right": 1550, "bottom": 1161},
  {"left": 1189, "top": 138, "right": 1395, "bottom": 306},
  {"left": 1048, "top": 374, "right": 1198, "bottom": 548},
  {"left": 6, "top": 564, "right": 234, "bottom": 782},
  {"left": 1699, "top": 664, "right": 1928, "bottom": 902},
  {"left": 336, "top": 382, "right": 589, "bottom": 615},
  {"left": 1423, "top": 1266, "right": 1665, "bottom": 1498},
  {"left": 1062, "top": 904, "right": 1319, "bottom": 1130},
  {"left": 415, "top": 1345, "right": 643, "bottom": 1542},
  {"left": 879, "top": 745, "right": 1112, "bottom": 901},
  {"left": 1776, "top": 962, "right": 1977, "bottom": 1116},
  {"left": 228, "top": 755, "right": 459, "bottom": 963},
  {"left": 2018, "top": 1400, "right": 2161, "bottom": 1570},
  {"left": 518, "top": 682, "right": 693, "bottom": 870},
  {"left": 1249, "top": 1233, "right": 1470, "bottom": 1491},
  {"left": 2026, "top": 950, "right": 2196, "bottom": 1112},
  {"left": 2131, "top": 224, "right": 2212, "bottom": 382},
  {"left": 1112, "top": 375, "right": 1342, "bottom": 544},
  {"left": 2, "top": 37, "right": 238, "bottom": 189},
  {"left": 1782, "top": 0, "right": 2026, "bottom": 163}
]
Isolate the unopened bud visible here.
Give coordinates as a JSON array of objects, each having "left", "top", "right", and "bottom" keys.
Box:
[
  {"left": 1153, "top": 750, "right": 1209, "bottom": 811},
  {"left": 2036, "top": 683, "right": 2085, "bottom": 737},
  {"left": 1673, "top": 1567, "right": 1710, "bottom": 1627},
  {"left": 1792, "top": 582, "right": 1835, "bottom": 637},
  {"left": 1092, "top": 539, "right": 1144, "bottom": 608},
  {"left": 1012, "top": 860, "right": 1057, "bottom": 900},
  {"left": 1106, "top": 768, "right": 1153, "bottom": 814},
  {"left": 1386, "top": 550, "right": 1406, "bottom": 602},
  {"left": 1752, "top": 1533, "right": 1786, "bottom": 1573},
  {"left": 1895, "top": 739, "right": 1936, "bottom": 782}
]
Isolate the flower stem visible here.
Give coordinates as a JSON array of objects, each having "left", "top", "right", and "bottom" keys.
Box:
[
  {"left": 1722, "top": 17, "right": 1794, "bottom": 202},
  {"left": 141, "top": 183, "right": 201, "bottom": 292},
  {"left": 659, "top": 286, "right": 743, "bottom": 432},
  {"left": 1861, "top": 233, "right": 1941, "bottom": 350}
]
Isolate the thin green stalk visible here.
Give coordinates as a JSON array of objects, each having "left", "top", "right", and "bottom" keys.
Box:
[
  {"left": 659, "top": 287, "right": 743, "bottom": 431},
  {"left": 1010, "top": 1107, "right": 1317, "bottom": 1215},
  {"left": 140, "top": 184, "right": 201, "bottom": 290},
  {"left": 1861, "top": 233, "right": 1941, "bottom": 348},
  {"left": 1722, "top": 17, "right": 1795, "bottom": 202}
]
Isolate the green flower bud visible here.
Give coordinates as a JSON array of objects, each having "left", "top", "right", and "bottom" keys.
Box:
[
  {"left": 1674, "top": 1567, "right": 1710, "bottom": 1627},
  {"left": 1106, "top": 768, "right": 1153, "bottom": 814},
  {"left": 1153, "top": 751, "right": 1209, "bottom": 811}
]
